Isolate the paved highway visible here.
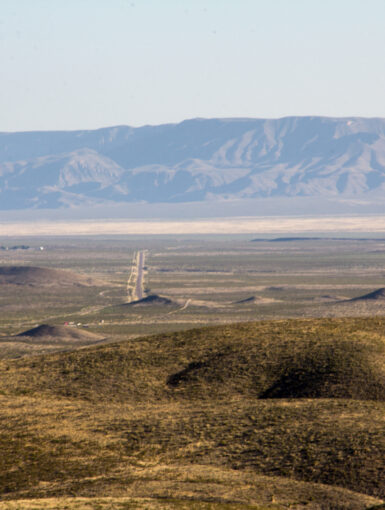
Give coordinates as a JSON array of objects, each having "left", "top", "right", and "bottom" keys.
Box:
[{"left": 134, "top": 250, "right": 145, "bottom": 301}]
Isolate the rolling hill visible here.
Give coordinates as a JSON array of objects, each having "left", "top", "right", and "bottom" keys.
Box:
[
  {"left": 350, "top": 287, "right": 385, "bottom": 302},
  {"left": 1, "top": 317, "right": 385, "bottom": 508},
  {"left": 1, "top": 116, "right": 385, "bottom": 211},
  {"left": 0, "top": 324, "right": 106, "bottom": 359},
  {"left": 0, "top": 266, "right": 97, "bottom": 287},
  {"left": 17, "top": 324, "right": 105, "bottom": 344}
]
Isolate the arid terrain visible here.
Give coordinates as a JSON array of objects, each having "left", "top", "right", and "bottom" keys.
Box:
[
  {"left": 1, "top": 235, "right": 385, "bottom": 508},
  {"left": 2, "top": 234, "right": 385, "bottom": 349}
]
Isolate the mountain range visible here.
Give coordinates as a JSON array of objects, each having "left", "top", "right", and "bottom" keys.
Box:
[{"left": 1, "top": 116, "right": 385, "bottom": 212}]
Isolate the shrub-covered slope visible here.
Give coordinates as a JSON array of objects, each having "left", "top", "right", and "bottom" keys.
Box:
[
  {"left": 1, "top": 318, "right": 385, "bottom": 506},
  {"left": 1, "top": 318, "right": 385, "bottom": 402}
]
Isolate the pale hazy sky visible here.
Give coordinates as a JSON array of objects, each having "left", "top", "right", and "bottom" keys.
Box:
[{"left": 1, "top": 0, "right": 385, "bottom": 132}]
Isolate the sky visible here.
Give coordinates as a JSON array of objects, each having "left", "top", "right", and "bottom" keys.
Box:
[{"left": 1, "top": 0, "right": 385, "bottom": 132}]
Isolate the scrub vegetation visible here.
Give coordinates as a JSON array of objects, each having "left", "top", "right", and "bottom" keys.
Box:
[
  {"left": 1, "top": 236, "right": 385, "bottom": 508},
  {"left": 0, "top": 318, "right": 385, "bottom": 508}
]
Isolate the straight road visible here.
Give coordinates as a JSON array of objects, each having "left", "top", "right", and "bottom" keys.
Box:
[
  {"left": 135, "top": 250, "right": 145, "bottom": 301},
  {"left": 127, "top": 250, "right": 146, "bottom": 302}
]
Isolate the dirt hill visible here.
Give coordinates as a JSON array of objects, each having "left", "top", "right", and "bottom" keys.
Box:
[
  {"left": 17, "top": 324, "right": 104, "bottom": 344},
  {"left": 0, "top": 266, "right": 96, "bottom": 286},
  {"left": 350, "top": 287, "right": 385, "bottom": 301},
  {"left": 234, "top": 295, "right": 278, "bottom": 305},
  {"left": 125, "top": 294, "right": 177, "bottom": 307},
  {"left": 0, "top": 324, "right": 105, "bottom": 359}
]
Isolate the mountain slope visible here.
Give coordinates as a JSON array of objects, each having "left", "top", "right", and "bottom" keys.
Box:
[{"left": 1, "top": 117, "right": 385, "bottom": 209}]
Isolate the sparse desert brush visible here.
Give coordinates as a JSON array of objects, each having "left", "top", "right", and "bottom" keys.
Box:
[
  {"left": 2, "top": 317, "right": 385, "bottom": 403},
  {"left": 0, "top": 318, "right": 385, "bottom": 507}
]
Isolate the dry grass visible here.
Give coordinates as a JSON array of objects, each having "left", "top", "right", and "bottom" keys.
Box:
[
  {"left": 0, "top": 498, "right": 269, "bottom": 510},
  {"left": 1, "top": 318, "right": 385, "bottom": 507},
  {"left": 2, "top": 317, "right": 385, "bottom": 403},
  {"left": 0, "top": 484, "right": 382, "bottom": 510}
]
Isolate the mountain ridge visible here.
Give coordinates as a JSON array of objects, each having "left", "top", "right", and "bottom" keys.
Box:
[{"left": 1, "top": 116, "right": 385, "bottom": 210}]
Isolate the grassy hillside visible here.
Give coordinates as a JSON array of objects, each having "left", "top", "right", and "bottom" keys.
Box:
[
  {"left": 0, "top": 318, "right": 385, "bottom": 508},
  {"left": 2, "top": 317, "right": 385, "bottom": 402}
]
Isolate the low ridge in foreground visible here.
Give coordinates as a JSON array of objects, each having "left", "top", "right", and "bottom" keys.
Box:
[{"left": 0, "top": 317, "right": 385, "bottom": 509}]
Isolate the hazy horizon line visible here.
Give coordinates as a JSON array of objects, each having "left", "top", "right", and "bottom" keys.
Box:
[{"left": 2, "top": 114, "right": 385, "bottom": 135}]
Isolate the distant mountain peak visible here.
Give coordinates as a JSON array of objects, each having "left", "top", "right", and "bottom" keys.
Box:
[{"left": 1, "top": 116, "right": 385, "bottom": 210}]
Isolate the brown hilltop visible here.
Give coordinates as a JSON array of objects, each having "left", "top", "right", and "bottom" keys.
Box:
[
  {"left": 233, "top": 295, "right": 278, "bottom": 305},
  {"left": 350, "top": 287, "right": 385, "bottom": 302},
  {"left": 0, "top": 325, "right": 105, "bottom": 358},
  {"left": 17, "top": 324, "right": 104, "bottom": 344},
  {"left": 125, "top": 294, "right": 177, "bottom": 307},
  {"left": 3, "top": 317, "right": 385, "bottom": 403},
  {"left": 0, "top": 265, "right": 97, "bottom": 286}
]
